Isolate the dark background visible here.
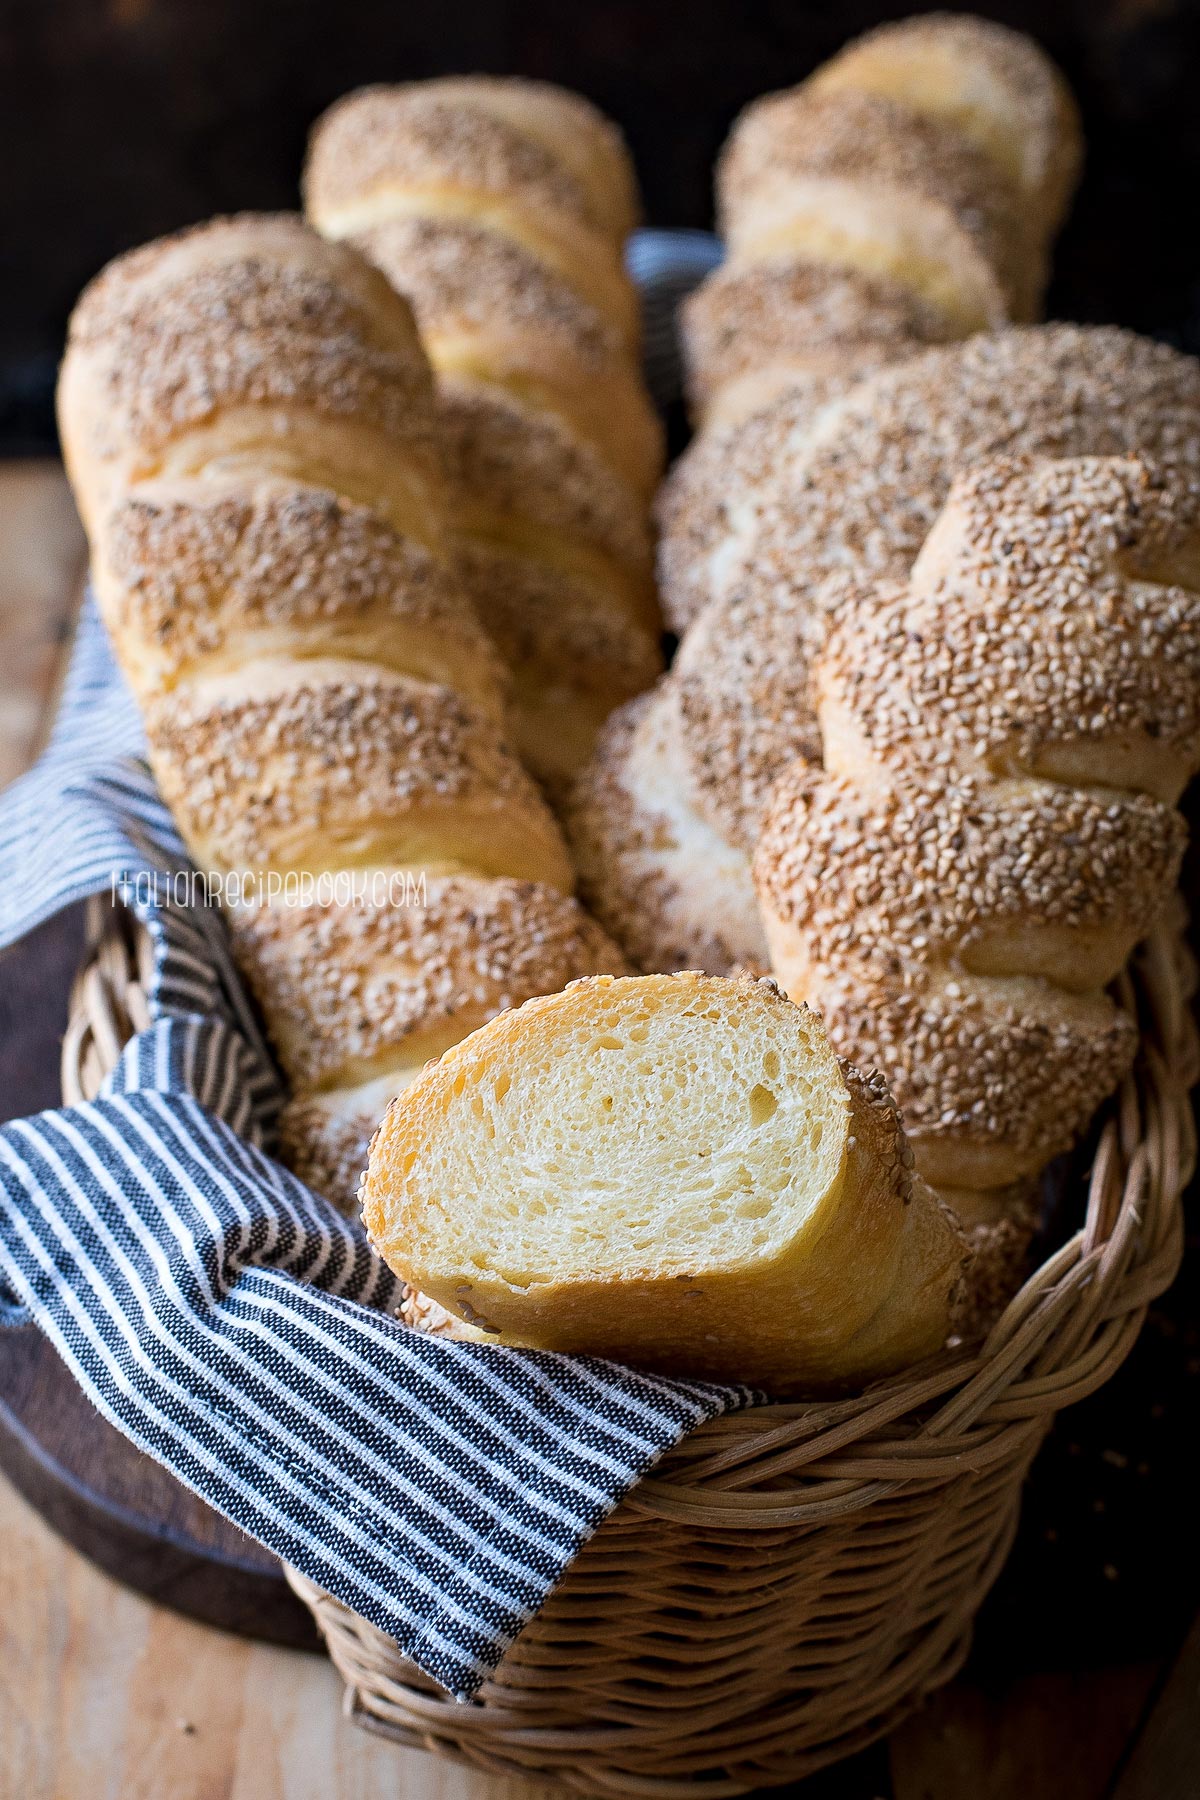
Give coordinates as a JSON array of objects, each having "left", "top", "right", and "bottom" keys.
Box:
[{"left": 3, "top": 0, "right": 1200, "bottom": 452}]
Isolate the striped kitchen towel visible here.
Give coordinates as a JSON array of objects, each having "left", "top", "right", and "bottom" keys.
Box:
[
  {"left": 629, "top": 227, "right": 723, "bottom": 406},
  {"left": 0, "top": 231, "right": 753, "bottom": 1701}
]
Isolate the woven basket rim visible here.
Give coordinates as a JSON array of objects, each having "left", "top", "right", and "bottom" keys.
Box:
[{"left": 63, "top": 894, "right": 1197, "bottom": 1528}]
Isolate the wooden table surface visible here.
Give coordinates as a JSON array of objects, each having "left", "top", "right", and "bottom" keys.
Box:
[{"left": 0, "top": 461, "right": 1194, "bottom": 1800}]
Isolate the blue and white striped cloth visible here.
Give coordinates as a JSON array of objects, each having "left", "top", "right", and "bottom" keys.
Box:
[
  {"left": 0, "top": 232, "right": 755, "bottom": 1702},
  {"left": 630, "top": 227, "right": 724, "bottom": 406}
]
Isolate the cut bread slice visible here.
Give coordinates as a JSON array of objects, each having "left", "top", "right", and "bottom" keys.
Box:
[{"left": 361, "top": 971, "right": 965, "bottom": 1392}]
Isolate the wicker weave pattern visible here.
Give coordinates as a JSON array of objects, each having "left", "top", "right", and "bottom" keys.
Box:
[{"left": 65, "top": 902, "right": 1196, "bottom": 1796}]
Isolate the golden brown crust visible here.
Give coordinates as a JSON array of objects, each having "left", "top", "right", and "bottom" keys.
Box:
[
  {"left": 757, "top": 326, "right": 1200, "bottom": 617},
  {"left": 145, "top": 669, "right": 571, "bottom": 889},
  {"left": 718, "top": 87, "right": 1022, "bottom": 325},
  {"left": 303, "top": 82, "right": 639, "bottom": 344},
  {"left": 350, "top": 211, "right": 619, "bottom": 366},
  {"left": 302, "top": 76, "right": 660, "bottom": 782},
  {"left": 673, "top": 327, "right": 1200, "bottom": 847},
  {"left": 443, "top": 76, "right": 640, "bottom": 241},
  {"left": 682, "top": 259, "right": 956, "bottom": 427},
  {"left": 59, "top": 214, "right": 440, "bottom": 535},
  {"left": 350, "top": 215, "right": 662, "bottom": 494},
  {"left": 674, "top": 599, "right": 821, "bottom": 854},
  {"left": 790, "top": 971, "right": 1136, "bottom": 1192},
  {"left": 438, "top": 382, "right": 652, "bottom": 580},
  {"left": 755, "top": 761, "right": 1185, "bottom": 994},
  {"left": 233, "top": 876, "right": 630, "bottom": 1090},
  {"left": 58, "top": 197, "right": 644, "bottom": 1235},
  {"left": 455, "top": 538, "right": 661, "bottom": 791},
  {"left": 66, "top": 212, "right": 422, "bottom": 360},
  {"left": 754, "top": 450, "right": 1200, "bottom": 1201},
  {"left": 98, "top": 476, "right": 508, "bottom": 721},
  {"left": 820, "top": 456, "right": 1200, "bottom": 800},
  {"left": 721, "top": 86, "right": 1010, "bottom": 238},
  {"left": 808, "top": 12, "right": 1082, "bottom": 232},
  {"left": 306, "top": 86, "right": 595, "bottom": 228},
  {"left": 305, "top": 78, "right": 637, "bottom": 243},
  {"left": 947, "top": 1183, "right": 1040, "bottom": 1344},
  {"left": 568, "top": 686, "right": 768, "bottom": 975}
]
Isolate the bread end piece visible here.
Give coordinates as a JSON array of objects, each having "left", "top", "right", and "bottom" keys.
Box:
[{"left": 362, "top": 972, "right": 965, "bottom": 1393}]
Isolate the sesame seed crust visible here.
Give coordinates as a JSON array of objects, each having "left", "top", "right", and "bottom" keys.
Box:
[
  {"left": 840, "top": 1058, "right": 917, "bottom": 1210},
  {"left": 300, "top": 76, "right": 660, "bottom": 792},
  {"left": 761, "top": 326, "right": 1200, "bottom": 618},
  {"left": 803, "top": 973, "right": 1136, "bottom": 1183},
  {"left": 399, "top": 1287, "right": 467, "bottom": 1338},
  {"left": 454, "top": 538, "right": 661, "bottom": 792},
  {"left": 673, "top": 326, "right": 1200, "bottom": 846},
  {"left": 457, "top": 541, "right": 660, "bottom": 697},
  {"left": 820, "top": 455, "right": 1200, "bottom": 795},
  {"left": 755, "top": 761, "right": 1185, "bottom": 989},
  {"left": 234, "top": 875, "right": 629, "bottom": 1089},
  {"left": 306, "top": 77, "right": 639, "bottom": 242},
  {"left": 808, "top": 12, "right": 1081, "bottom": 228},
  {"left": 348, "top": 220, "right": 663, "bottom": 497},
  {"left": 718, "top": 87, "right": 1023, "bottom": 313},
  {"left": 67, "top": 212, "right": 421, "bottom": 357},
  {"left": 304, "top": 85, "right": 600, "bottom": 235},
  {"left": 100, "top": 476, "right": 507, "bottom": 710},
  {"left": 59, "top": 162, "right": 656, "bottom": 1225},
  {"left": 64, "top": 214, "right": 438, "bottom": 475},
  {"left": 754, "top": 447, "right": 1200, "bottom": 1197},
  {"left": 567, "top": 686, "right": 768, "bottom": 976},
  {"left": 655, "top": 385, "right": 825, "bottom": 635},
  {"left": 144, "top": 671, "right": 564, "bottom": 882},
  {"left": 681, "top": 259, "right": 957, "bottom": 424},
  {"left": 350, "top": 213, "right": 621, "bottom": 372},
  {"left": 438, "top": 381, "right": 651, "bottom": 575},
  {"left": 721, "top": 86, "right": 1012, "bottom": 240},
  {"left": 278, "top": 1099, "right": 378, "bottom": 1218}
]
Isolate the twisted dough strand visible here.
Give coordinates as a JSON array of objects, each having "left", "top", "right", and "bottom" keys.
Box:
[
  {"left": 755, "top": 454, "right": 1200, "bottom": 1212},
  {"left": 305, "top": 78, "right": 665, "bottom": 795},
  {"left": 575, "top": 18, "right": 1085, "bottom": 979},
  {"left": 58, "top": 213, "right": 629, "bottom": 1211},
  {"left": 679, "top": 12, "right": 1079, "bottom": 438},
  {"left": 575, "top": 327, "right": 1200, "bottom": 978}
]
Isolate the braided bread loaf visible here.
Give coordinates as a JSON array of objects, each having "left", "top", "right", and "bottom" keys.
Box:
[
  {"left": 680, "top": 13, "right": 1079, "bottom": 439},
  {"left": 573, "top": 327, "right": 1200, "bottom": 976},
  {"left": 303, "top": 79, "right": 664, "bottom": 794},
  {"left": 57, "top": 213, "right": 628, "bottom": 1210},
  {"left": 755, "top": 454, "right": 1200, "bottom": 1227}
]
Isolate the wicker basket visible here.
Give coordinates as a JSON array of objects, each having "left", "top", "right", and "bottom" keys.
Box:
[{"left": 64, "top": 896, "right": 1197, "bottom": 1798}]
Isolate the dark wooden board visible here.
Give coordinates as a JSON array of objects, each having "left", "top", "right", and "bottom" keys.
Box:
[
  {"left": 0, "top": 904, "right": 318, "bottom": 1649},
  {"left": 1110, "top": 1612, "right": 1200, "bottom": 1800}
]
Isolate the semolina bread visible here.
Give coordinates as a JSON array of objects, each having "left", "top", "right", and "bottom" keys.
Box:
[
  {"left": 753, "top": 455, "right": 1200, "bottom": 1206},
  {"left": 673, "top": 15, "right": 1079, "bottom": 436},
  {"left": 233, "top": 877, "right": 631, "bottom": 1213},
  {"left": 304, "top": 76, "right": 663, "bottom": 786},
  {"left": 361, "top": 972, "right": 966, "bottom": 1392},
  {"left": 567, "top": 684, "right": 768, "bottom": 976},
  {"left": 805, "top": 13, "right": 1082, "bottom": 240},
  {"left": 56, "top": 213, "right": 626, "bottom": 1212}
]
